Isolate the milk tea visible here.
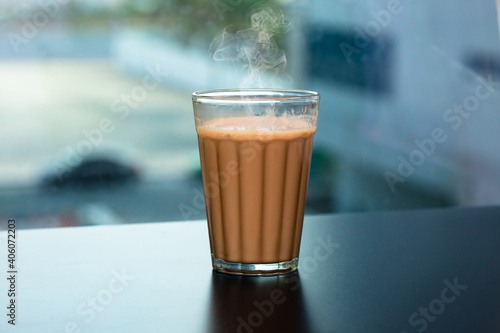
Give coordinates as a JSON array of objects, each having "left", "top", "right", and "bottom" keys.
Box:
[{"left": 196, "top": 116, "right": 315, "bottom": 264}]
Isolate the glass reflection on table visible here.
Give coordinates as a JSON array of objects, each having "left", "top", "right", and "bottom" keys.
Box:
[{"left": 207, "top": 271, "right": 312, "bottom": 333}]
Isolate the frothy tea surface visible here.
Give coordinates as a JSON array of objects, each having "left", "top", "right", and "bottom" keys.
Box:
[{"left": 197, "top": 116, "right": 316, "bottom": 139}]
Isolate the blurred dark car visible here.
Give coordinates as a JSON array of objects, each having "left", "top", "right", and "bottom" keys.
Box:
[{"left": 40, "top": 156, "right": 140, "bottom": 189}]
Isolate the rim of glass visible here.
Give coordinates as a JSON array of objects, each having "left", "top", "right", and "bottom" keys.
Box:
[{"left": 192, "top": 89, "right": 319, "bottom": 100}]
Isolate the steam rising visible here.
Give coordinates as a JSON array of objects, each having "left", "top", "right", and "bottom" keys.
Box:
[{"left": 210, "top": 5, "right": 292, "bottom": 88}]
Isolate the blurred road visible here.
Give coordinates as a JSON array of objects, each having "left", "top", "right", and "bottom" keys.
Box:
[
  {"left": 0, "top": 58, "right": 209, "bottom": 227},
  {"left": 0, "top": 178, "right": 207, "bottom": 229},
  {"left": 0, "top": 59, "right": 199, "bottom": 186}
]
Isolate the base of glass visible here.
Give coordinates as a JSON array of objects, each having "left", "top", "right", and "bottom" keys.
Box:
[{"left": 211, "top": 255, "right": 298, "bottom": 276}]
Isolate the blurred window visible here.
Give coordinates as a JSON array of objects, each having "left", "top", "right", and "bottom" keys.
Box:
[{"left": 1, "top": 0, "right": 499, "bottom": 229}]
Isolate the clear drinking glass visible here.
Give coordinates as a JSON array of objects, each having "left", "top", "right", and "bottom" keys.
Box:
[{"left": 192, "top": 89, "right": 320, "bottom": 276}]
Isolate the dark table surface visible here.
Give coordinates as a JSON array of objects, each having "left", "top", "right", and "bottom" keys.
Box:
[{"left": 1, "top": 205, "right": 500, "bottom": 333}]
